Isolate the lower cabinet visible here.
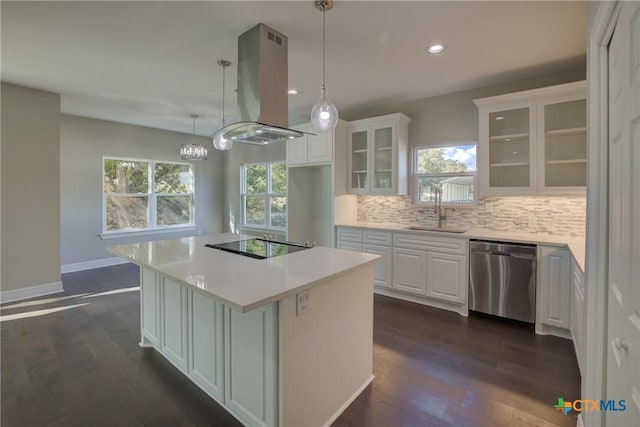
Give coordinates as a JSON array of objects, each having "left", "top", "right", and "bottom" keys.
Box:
[
  {"left": 570, "top": 257, "right": 585, "bottom": 373},
  {"left": 426, "top": 252, "right": 466, "bottom": 304},
  {"left": 337, "top": 227, "right": 468, "bottom": 315},
  {"left": 392, "top": 247, "right": 427, "bottom": 295},
  {"left": 161, "top": 278, "right": 189, "bottom": 371},
  {"left": 188, "top": 290, "right": 224, "bottom": 401},
  {"left": 141, "top": 268, "right": 160, "bottom": 346},
  {"left": 363, "top": 244, "right": 392, "bottom": 289},
  {"left": 225, "top": 304, "right": 278, "bottom": 427},
  {"left": 537, "top": 245, "right": 571, "bottom": 334},
  {"left": 140, "top": 268, "right": 278, "bottom": 427}
]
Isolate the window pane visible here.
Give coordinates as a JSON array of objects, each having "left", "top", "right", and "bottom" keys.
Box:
[
  {"left": 245, "top": 196, "right": 266, "bottom": 226},
  {"left": 155, "top": 163, "right": 192, "bottom": 194},
  {"left": 416, "top": 145, "right": 476, "bottom": 173},
  {"left": 104, "top": 160, "right": 149, "bottom": 193},
  {"left": 270, "top": 162, "right": 286, "bottom": 194},
  {"left": 245, "top": 164, "right": 267, "bottom": 194},
  {"left": 417, "top": 176, "right": 474, "bottom": 204},
  {"left": 157, "top": 196, "right": 191, "bottom": 226},
  {"left": 106, "top": 196, "right": 149, "bottom": 230},
  {"left": 270, "top": 196, "right": 286, "bottom": 228}
]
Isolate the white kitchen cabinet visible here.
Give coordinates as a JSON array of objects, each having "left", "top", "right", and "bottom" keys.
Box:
[
  {"left": 426, "top": 252, "right": 466, "bottom": 304},
  {"left": 188, "top": 290, "right": 224, "bottom": 401},
  {"left": 474, "top": 81, "right": 586, "bottom": 195},
  {"left": 337, "top": 241, "right": 362, "bottom": 252},
  {"left": 161, "top": 277, "right": 189, "bottom": 372},
  {"left": 392, "top": 232, "right": 467, "bottom": 304},
  {"left": 570, "top": 257, "right": 585, "bottom": 374},
  {"left": 348, "top": 113, "right": 410, "bottom": 195},
  {"left": 363, "top": 244, "right": 392, "bottom": 289},
  {"left": 336, "top": 227, "right": 392, "bottom": 289},
  {"left": 225, "top": 304, "right": 278, "bottom": 427},
  {"left": 287, "top": 122, "right": 340, "bottom": 167},
  {"left": 392, "top": 247, "right": 427, "bottom": 296},
  {"left": 140, "top": 267, "right": 160, "bottom": 346},
  {"left": 537, "top": 245, "right": 571, "bottom": 333}
]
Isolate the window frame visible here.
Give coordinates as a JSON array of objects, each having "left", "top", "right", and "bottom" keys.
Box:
[
  {"left": 411, "top": 143, "right": 478, "bottom": 207},
  {"left": 240, "top": 161, "right": 287, "bottom": 232},
  {"left": 102, "top": 156, "right": 195, "bottom": 236}
]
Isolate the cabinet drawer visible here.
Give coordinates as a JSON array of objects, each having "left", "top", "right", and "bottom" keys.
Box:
[
  {"left": 337, "top": 241, "right": 363, "bottom": 252},
  {"left": 363, "top": 230, "right": 392, "bottom": 246},
  {"left": 336, "top": 227, "right": 363, "bottom": 242},
  {"left": 393, "top": 233, "right": 466, "bottom": 254}
]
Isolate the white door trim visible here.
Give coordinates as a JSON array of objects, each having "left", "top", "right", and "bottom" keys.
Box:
[{"left": 585, "top": 2, "right": 621, "bottom": 426}]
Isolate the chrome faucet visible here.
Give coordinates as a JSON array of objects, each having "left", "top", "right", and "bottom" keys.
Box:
[{"left": 434, "top": 189, "right": 447, "bottom": 228}]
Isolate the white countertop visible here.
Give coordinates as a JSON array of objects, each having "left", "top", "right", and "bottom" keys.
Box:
[
  {"left": 108, "top": 233, "right": 380, "bottom": 313},
  {"left": 336, "top": 222, "right": 585, "bottom": 271}
]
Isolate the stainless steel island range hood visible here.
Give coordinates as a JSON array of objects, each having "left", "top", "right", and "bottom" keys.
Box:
[{"left": 212, "top": 23, "right": 304, "bottom": 147}]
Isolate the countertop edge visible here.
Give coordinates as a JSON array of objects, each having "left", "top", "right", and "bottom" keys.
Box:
[{"left": 335, "top": 223, "right": 585, "bottom": 271}]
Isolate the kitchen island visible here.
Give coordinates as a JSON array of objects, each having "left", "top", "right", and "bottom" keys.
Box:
[{"left": 108, "top": 233, "right": 379, "bottom": 427}]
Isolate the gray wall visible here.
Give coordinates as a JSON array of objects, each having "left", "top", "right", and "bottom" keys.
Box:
[
  {"left": 343, "top": 66, "right": 586, "bottom": 147},
  {"left": 1, "top": 83, "right": 61, "bottom": 292},
  {"left": 60, "top": 115, "right": 225, "bottom": 265},
  {"left": 222, "top": 141, "right": 285, "bottom": 233}
]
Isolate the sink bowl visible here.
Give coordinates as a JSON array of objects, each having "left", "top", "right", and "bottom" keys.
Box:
[{"left": 403, "top": 226, "right": 467, "bottom": 234}]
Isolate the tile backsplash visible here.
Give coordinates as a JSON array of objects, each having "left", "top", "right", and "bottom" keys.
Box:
[{"left": 357, "top": 195, "right": 586, "bottom": 237}]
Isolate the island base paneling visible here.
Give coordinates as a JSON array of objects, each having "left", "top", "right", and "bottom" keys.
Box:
[{"left": 138, "top": 265, "right": 375, "bottom": 427}]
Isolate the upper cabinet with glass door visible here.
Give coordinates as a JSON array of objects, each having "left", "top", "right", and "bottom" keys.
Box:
[
  {"left": 474, "top": 81, "right": 586, "bottom": 195},
  {"left": 348, "top": 113, "right": 410, "bottom": 195}
]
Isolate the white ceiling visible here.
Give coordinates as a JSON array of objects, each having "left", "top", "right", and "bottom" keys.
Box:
[{"left": 1, "top": 1, "right": 587, "bottom": 137}]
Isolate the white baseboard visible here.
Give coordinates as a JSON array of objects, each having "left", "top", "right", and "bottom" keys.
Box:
[
  {"left": 61, "top": 256, "right": 129, "bottom": 273},
  {"left": 1, "top": 281, "right": 64, "bottom": 303},
  {"left": 322, "top": 375, "right": 375, "bottom": 427}
]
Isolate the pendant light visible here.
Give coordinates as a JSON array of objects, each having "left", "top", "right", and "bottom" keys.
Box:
[
  {"left": 180, "top": 114, "right": 208, "bottom": 160},
  {"left": 213, "top": 60, "right": 233, "bottom": 151},
  {"left": 310, "top": 0, "right": 338, "bottom": 131}
]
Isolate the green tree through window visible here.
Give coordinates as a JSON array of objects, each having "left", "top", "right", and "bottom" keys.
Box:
[
  {"left": 103, "top": 158, "right": 194, "bottom": 232},
  {"left": 241, "top": 161, "right": 286, "bottom": 230}
]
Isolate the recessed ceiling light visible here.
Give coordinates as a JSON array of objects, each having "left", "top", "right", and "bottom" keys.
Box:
[
  {"left": 426, "top": 43, "right": 445, "bottom": 54},
  {"left": 288, "top": 89, "right": 299, "bottom": 95},
  {"left": 506, "top": 138, "right": 512, "bottom": 142},
  {"left": 495, "top": 116, "right": 505, "bottom": 120}
]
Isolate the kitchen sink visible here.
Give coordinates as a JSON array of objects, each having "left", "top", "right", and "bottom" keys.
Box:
[{"left": 403, "top": 226, "right": 468, "bottom": 234}]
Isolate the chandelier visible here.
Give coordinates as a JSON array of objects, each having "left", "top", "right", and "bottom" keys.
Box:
[{"left": 180, "top": 114, "right": 208, "bottom": 160}]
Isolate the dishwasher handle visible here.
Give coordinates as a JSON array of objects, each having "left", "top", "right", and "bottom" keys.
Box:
[{"left": 471, "top": 248, "right": 535, "bottom": 260}]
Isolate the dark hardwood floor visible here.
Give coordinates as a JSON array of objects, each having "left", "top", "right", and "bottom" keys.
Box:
[{"left": 1, "top": 264, "right": 580, "bottom": 426}]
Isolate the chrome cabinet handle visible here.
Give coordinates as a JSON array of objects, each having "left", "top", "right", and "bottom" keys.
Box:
[{"left": 614, "top": 337, "right": 629, "bottom": 351}]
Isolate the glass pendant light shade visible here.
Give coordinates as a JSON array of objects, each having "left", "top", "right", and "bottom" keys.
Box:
[
  {"left": 212, "top": 133, "right": 233, "bottom": 151},
  {"left": 311, "top": 85, "right": 338, "bottom": 131}
]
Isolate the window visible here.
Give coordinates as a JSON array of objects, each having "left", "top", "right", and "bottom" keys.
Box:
[
  {"left": 412, "top": 143, "right": 477, "bottom": 205},
  {"left": 103, "top": 158, "right": 194, "bottom": 233},
  {"left": 241, "top": 161, "right": 286, "bottom": 230}
]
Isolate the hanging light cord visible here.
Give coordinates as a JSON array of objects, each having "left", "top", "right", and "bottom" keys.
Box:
[
  {"left": 192, "top": 115, "right": 196, "bottom": 135},
  {"left": 322, "top": 7, "right": 326, "bottom": 89},
  {"left": 221, "top": 63, "right": 226, "bottom": 127}
]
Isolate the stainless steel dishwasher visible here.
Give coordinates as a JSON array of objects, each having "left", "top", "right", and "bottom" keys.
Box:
[{"left": 469, "top": 240, "right": 537, "bottom": 323}]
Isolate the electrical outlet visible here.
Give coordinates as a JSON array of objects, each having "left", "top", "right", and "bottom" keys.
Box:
[
  {"left": 528, "top": 215, "right": 538, "bottom": 230},
  {"left": 296, "top": 291, "right": 311, "bottom": 316}
]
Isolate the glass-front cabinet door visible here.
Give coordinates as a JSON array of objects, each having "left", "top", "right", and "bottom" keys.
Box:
[
  {"left": 349, "top": 128, "right": 369, "bottom": 192},
  {"left": 372, "top": 125, "right": 394, "bottom": 192},
  {"left": 348, "top": 113, "right": 410, "bottom": 195},
  {"left": 484, "top": 104, "right": 535, "bottom": 193},
  {"left": 538, "top": 97, "right": 587, "bottom": 191}
]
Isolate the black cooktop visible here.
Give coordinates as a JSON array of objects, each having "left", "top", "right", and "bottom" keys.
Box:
[{"left": 205, "top": 238, "right": 311, "bottom": 260}]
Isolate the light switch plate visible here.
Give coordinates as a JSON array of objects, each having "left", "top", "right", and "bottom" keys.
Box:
[{"left": 296, "top": 291, "right": 311, "bottom": 316}]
